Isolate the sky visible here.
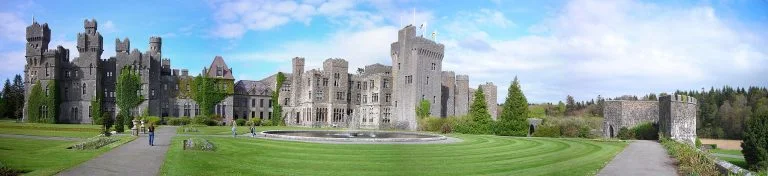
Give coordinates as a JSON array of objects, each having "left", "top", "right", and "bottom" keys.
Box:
[{"left": 0, "top": 0, "right": 766, "bottom": 104}]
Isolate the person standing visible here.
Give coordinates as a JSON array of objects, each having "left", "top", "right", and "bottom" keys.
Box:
[
  {"left": 232, "top": 121, "right": 237, "bottom": 138},
  {"left": 148, "top": 124, "right": 155, "bottom": 146},
  {"left": 250, "top": 124, "right": 256, "bottom": 137}
]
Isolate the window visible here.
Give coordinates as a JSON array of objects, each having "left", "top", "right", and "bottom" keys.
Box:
[
  {"left": 268, "top": 100, "right": 272, "bottom": 108},
  {"left": 362, "top": 82, "right": 367, "bottom": 90},
  {"left": 66, "top": 71, "right": 71, "bottom": 78},
  {"left": 216, "top": 66, "right": 222, "bottom": 77},
  {"left": 46, "top": 87, "right": 49, "bottom": 96},
  {"left": 82, "top": 83, "right": 86, "bottom": 94},
  {"left": 363, "top": 95, "right": 368, "bottom": 103},
  {"left": 385, "top": 93, "right": 391, "bottom": 102},
  {"left": 426, "top": 76, "right": 429, "bottom": 85},
  {"left": 431, "top": 63, "right": 436, "bottom": 70},
  {"left": 357, "top": 94, "right": 361, "bottom": 102},
  {"left": 322, "top": 78, "right": 328, "bottom": 86},
  {"left": 251, "top": 99, "right": 255, "bottom": 107},
  {"left": 89, "top": 106, "right": 92, "bottom": 117},
  {"left": 369, "top": 80, "right": 374, "bottom": 88},
  {"left": 268, "top": 112, "right": 272, "bottom": 119},
  {"left": 89, "top": 64, "right": 93, "bottom": 74},
  {"left": 372, "top": 93, "right": 379, "bottom": 102},
  {"left": 357, "top": 82, "right": 361, "bottom": 89},
  {"left": 151, "top": 89, "right": 155, "bottom": 96},
  {"left": 333, "top": 73, "right": 339, "bottom": 78},
  {"left": 398, "top": 63, "right": 401, "bottom": 70},
  {"left": 336, "top": 92, "right": 343, "bottom": 100},
  {"left": 433, "top": 96, "right": 436, "bottom": 103},
  {"left": 260, "top": 99, "right": 264, "bottom": 107},
  {"left": 284, "top": 98, "right": 289, "bottom": 105},
  {"left": 383, "top": 79, "right": 389, "bottom": 88},
  {"left": 164, "top": 84, "right": 168, "bottom": 90},
  {"left": 45, "top": 64, "right": 49, "bottom": 77},
  {"left": 260, "top": 112, "right": 264, "bottom": 119},
  {"left": 405, "top": 75, "right": 413, "bottom": 84}
]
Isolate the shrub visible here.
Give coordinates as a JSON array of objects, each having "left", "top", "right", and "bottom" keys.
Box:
[
  {"left": 616, "top": 127, "right": 634, "bottom": 140},
  {"left": 440, "top": 123, "right": 453, "bottom": 134},
  {"left": 69, "top": 137, "right": 119, "bottom": 150},
  {"left": 146, "top": 116, "right": 161, "bottom": 126},
  {"left": 235, "top": 119, "right": 246, "bottom": 126},
  {"left": 632, "top": 122, "right": 658, "bottom": 140},
  {"left": 695, "top": 138, "right": 702, "bottom": 148},
  {"left": 184, "top": 137, "right": 215, "bottom": 151},
  {"left": 115, "top": 113, "right": 125, "bottom": 133},
  {"left": 493, "top": 120, "right": 527, "bottom": 136},
  {"left": 0, "top": 162, "right": 26, "bottom": 175},
  {"left": 167, "top": 117, "right": 191, "bottom": 126},
  {"left": 261, "top": 120, "right": 274, "bottom": 126},
  {"left": 101, "top": 113, "right": 113, "bottom": 136},
  {"left": 742, "top": 110, "right": 768, "bottom": 171},
  {"left": 560, "top": 122, "right": 582, "bottom": 138},
  {"left": 660, "top": 137, "right": 719, "bottom": 176},
  {"left": 419, "top": 117, "right": 446, "bottom": 132},
  {"left": 193, "top": 115, "right": 217, "bottom": 126},
  {"left": 533, "top": 124, "right": 561, "bottom": 137},
  {"left": 246, "top": 118, "right": 261, "bottom": 126}
]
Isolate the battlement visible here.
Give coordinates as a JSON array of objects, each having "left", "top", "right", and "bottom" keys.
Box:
[
  {"left": 116, "top": 38, "right": 130, "bottom": 52},
  {"left": 43, "top": 46, "right": 68, "bottom": 57},
  {"left": 84, "top": 19, "right": 97, "bottom": 29},
  {"left": 322, "top": 58, "right": 348, "bottom": 68},
  {"left": 660, "top": 95, "right": 697, "bottom": 105},
  {"left": 292, "top": 57, "right": 305, "bottom": 66},
  {"left": 149, "top": 36, "right": 162, "bottom": 43},
  {"left": 442, "top": 71, "right": 455, "bottom": 77},
  {"left": 26, "top": 22, "right": 51, "bottom": 41},
  {"left": 456, "top": 75, "right": 469, "bottom": 81},
  {"left": 181, "top": 69, "right": 189, "bottom": 76}
]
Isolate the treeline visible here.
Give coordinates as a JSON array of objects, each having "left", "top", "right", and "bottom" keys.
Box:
[
  {"left": 0, "top": 75, "right": 24, "bottom": 120},
  {"left": 530, "top": 95, "right": 606, "bottom": 118},
  {"left": 676, "top": 86, "right": 768, "bottom": 139}
]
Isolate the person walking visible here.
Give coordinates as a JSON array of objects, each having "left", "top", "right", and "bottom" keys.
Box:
[
  {"left": 250, "top": 124, "right": 256, "bottom": 137},
  {"left": 148, "top": 124, "right": 155, "bottom": 146},
  {"left": 232, "top": 121, "right": 237, "bottom": 138}
]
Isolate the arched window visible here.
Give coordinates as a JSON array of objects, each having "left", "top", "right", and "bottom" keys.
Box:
[
  {"left": 89, "top": 63, "right": 93, "bottom": 75},
  {"left": 82, "top": 83, "right": 86, "bottom": 95}
]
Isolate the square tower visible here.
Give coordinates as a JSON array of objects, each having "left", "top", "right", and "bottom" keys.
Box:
[{"left": 390, "top": 25, "right": 445, "bottom": 130}]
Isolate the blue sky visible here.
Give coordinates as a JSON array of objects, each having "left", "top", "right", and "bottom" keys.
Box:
[{"left": 1, "top": 0, "right": 766, "bottom": 103}]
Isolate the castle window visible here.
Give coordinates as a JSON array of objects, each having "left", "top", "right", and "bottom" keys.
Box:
[
  {"left": 433, "top": 96, "right": 436, "bottom": 103},
  {"left": 385, "top": 93, "right": 391, "bottom": 102},
  {"left": 362, "top": 82, "right": 367, "bottom": 90},
  {"left": 66, "top": 71, "right": 71, "bottom": 78},
  {"left": 151, "top": 89, "right": 155, "bottom": 96},
  {"left": 268, "top": 99, "right": 272, "bottom": 108},
  {"left": 89, "top": 106, "right": 92, "bottom": 117},
  {"left": 372, "top": 93, "right": 379, "bottom": 102},
  {"left": 357, "top": 82, "right": 361, "bottom": 89},
  {"left": 357, "top": 94, "right": 361, "bottom": 102},
  {"left": 336, "top": 92, "right": 343, "bottom": 100},
  {"left": 164, "top": 84, "right": 167, "bottom": 90},
  {"left": 251, "top": 99, "right": 255, "bottom": 107},
  {"left": 405, "top": 75, "right": 413, "bottom": 84},
  {"left": 383, "top": 79, "right": 389, "bottom": 88},
  {"left": 45, "top": 63, "right": 49, "bottom": 77},
  {"left": 398, "top": 63, "right": 401, "bottom": 70},
  {"left": 74, "top": 70, "right": 78, "bottom": 77},
  {"left": 369, "top": 80, "right": 374, "bottom": 88},
  {"left": 284, "top": 98, "right": 289, "bottom": 105},
  {"left": 363, "top": 95, "right": 368, "bottom": 103},
  {"left": 89, "top": 64, "right": 93, "bottom": 75},
  {"left": 426, "top": 76, "right": 429, "bottom": 85},
  {"left": 260, "top": 99, "right": 264, "bottom": 108},
  {"left": 82, "top": 83, "right": 86, "bottom": 95},
  {"left": 216, "top": 66, "right": 222, "bottom": 77},
  {"left": 322, "top": 78, "right": 328, "bottom": 86},
  {"left": 333, "top": 73, "right": 339, "bottom": 79},
  {"left": 431, "top": 63, "right": 436, "bottom": 70}
]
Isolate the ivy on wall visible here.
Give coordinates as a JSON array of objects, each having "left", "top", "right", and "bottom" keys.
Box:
[
  {"left": 190, "top": 75, "right": 231, "bottom": 116},
  {"left": 25, "top": 80, "right": 57, "bottom": 123},
  {"left": 271, "top": 72, "right": 286, "bottom": 125},
  {"left": 116, "top": 66, "right": 143, "bottom": 131}
]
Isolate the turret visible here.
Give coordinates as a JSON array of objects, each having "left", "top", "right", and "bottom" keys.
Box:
[
  {"left": 84, "top": 19, "right": 97, "bottom": 34},
  {"left": 26, "top": 21, "right": 51, "bottom": 57},
  {"left": 116, "top": 38, "right": 130, "bottom": 53},
  {"left": 149, "top": 36, "right": 161, "bottom": 53}
]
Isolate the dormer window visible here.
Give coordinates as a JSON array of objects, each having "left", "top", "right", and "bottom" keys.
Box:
[{"left": 216, "top": 66, "right": 223, "bottom": 77}]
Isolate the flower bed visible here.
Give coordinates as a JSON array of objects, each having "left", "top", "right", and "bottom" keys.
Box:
[
  {"left": 183, "top": 137, "right": 215, "bottom": 151},
  {"left": 68, "top": 137, "right": 119, "bottom": 150}
]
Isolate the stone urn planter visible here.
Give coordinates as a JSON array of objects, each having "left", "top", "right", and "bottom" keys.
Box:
[
  {"left": 131, "top": 119, "right": 139, "bottom": 136},
  {"left": 140, "top": 120, "right": 146, "bottom": 134}
]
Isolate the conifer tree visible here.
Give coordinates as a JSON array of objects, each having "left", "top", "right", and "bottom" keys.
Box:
[{"left": 495, "top": 77, "right": 529, "bottom": 136}]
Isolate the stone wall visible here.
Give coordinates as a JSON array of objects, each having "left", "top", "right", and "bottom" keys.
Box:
[
  {"left": 602, "top": 100, "right": 659, "bottom": 137},
  {"left": 480, "top": 82, "right": 497, "bottom": 120}
]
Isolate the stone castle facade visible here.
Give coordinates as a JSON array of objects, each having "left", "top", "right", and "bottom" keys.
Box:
[
  {"left": 603, "top": 95, "right": 697, "bottom": 145},
  {"left": 22, "top": 19, "right": 238, "bottom": 123},
  {"left": 22, "top": 20, "right": 498, "bottom": 130}
]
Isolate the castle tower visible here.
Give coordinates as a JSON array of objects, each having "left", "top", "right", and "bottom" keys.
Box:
[
  {"left": 149, "top": 36, "right": 161, "bottom": 54},
  {"left": 390, "top": 25, "right": 445, "bottom": 130},
  {"left": 291, "top": 57, "right": 305, "bottom": 106},
  {"left": 22, "top": 20, "right": 53, "bottom": 122},
  {"left": 116, "top": 38, "right": 130, "bottom": 53},
  {"left": 441, "top": 71, "right": 456, "bottom": 117},
  {"left": 77, "top": 19, "right": 103, "bottom": 60},
  {"left": 659, "top": 95, "right": 697, "bottom": 145},
  {"left": 25, "top": 21, "right": 51, "bottom": 58},
  {"left": 480, "top": 82, "right": 498, "bottom": 120},
  {"left": 454, "top": 75, "right": 470, "bottom": 116}
]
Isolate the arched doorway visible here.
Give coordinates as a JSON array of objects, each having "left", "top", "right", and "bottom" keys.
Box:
[
  {"left": 609, "top": 125, "right": 615, "bottom": 137},
  {"left": 529, "top": 124, "right": 536, "bottom": 136}
]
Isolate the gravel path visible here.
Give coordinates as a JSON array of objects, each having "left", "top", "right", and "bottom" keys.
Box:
[
  {"left": 0, "top": 133, "right": 82, "bottom": 141},
  {"left": 58, "top": 126, "right": 178, "bottom": 176},
  {"left": 598, "top": 140, "right": 678, "bottom": 176}
]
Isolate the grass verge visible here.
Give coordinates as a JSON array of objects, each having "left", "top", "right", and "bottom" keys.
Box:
[
  {"left": 0, "top": 121, "right": 101, "bottom": 138},
  {"left": 0, "top": 136, "right": 136, "bottom": 176}
]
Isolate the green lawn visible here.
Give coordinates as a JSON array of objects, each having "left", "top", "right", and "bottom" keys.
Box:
[
  {"left": 162, "top": 134, "right": 627, "bottom": 176},
  {"left": 0, "top": 121, "right": 102, "bottom": 138},
  {"left": 0, "top": 136, "right": 135, "bottom": 176},
  {"left": 709, "top": 148, "right": 748, "bottom": 169}
]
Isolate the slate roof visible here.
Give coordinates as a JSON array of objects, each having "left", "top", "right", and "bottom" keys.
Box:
[
  {"left": 234, "top": 80, "right": 272, "bottom": 96},
  {"left": 205, "top": 56, "right": 234, "bottom": 79}
]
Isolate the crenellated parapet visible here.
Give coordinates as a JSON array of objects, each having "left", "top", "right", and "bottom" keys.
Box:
[
  {"left": 116, "top": 38, "right": 130, "bottom": 53},
  {"left": 659, "top": 94, "right": 698, "bottom": 145}
]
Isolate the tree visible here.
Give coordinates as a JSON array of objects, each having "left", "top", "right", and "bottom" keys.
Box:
[
  {"left": 271, "top": 72, "right": 286, "bottom": 125},
  {"left": 416, "top": 99, "right": 431, "bottom": 119},
  {"left": 456, "top": 87, "right": 493, "bottom": 134},
  {"left": 116, "top": 67, "right": 143, "bottom": 132},
  {"left": 741, "top": 110, "right": 768, "bottom": 170},
  {"left": 495, "top": 77, "right": 529, "bottom": 136},
  {"left": 565, "top": 95, "right": 576, "bottom": 116},
  {"left": 1, "top": 79, "right": 11, "bottom": 118},
  {"left": 11, "top": 75, "right": 24, "bottom": 119},
  {"left": 102, "top": 112, "right": 113, "bottom": 136},
  {"left": 556, "top": 101, "right": 566, "bottom": 117},
  {"left": 91, "top": 93, "right": 103, "bottom": 125},
  {"left": 24, "top": 81, "right": 56, "bottom": 123}
]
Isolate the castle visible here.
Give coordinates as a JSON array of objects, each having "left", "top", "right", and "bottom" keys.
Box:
[
  {"left": 603, "top": 95, "right": 698, "bottom": 144},
  {"left": 22, "top": 19, "right": 498, "bottom": 130}
]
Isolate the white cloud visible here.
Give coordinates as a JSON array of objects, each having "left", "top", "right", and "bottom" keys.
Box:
[
  {"left": 439, "top": 0, "right": 768, "bottom": 103},
  {"left": 100, "top": 20, "right": 118, "bottom": 34},
  {"left": 228, "top": 26, "right": 398, "bottom": 73},
  {"left": 0, "top": 50, "right": 26, "bottom": 79},
  {"left": 0, "top": 12, "right": 27, "bottom": 43}
]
